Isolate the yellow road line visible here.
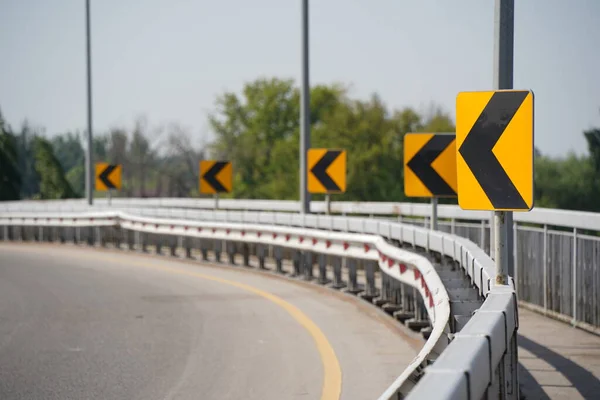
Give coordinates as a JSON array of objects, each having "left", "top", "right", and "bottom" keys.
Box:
[{"left": 5, "top": 245, "right": 342, "bottom": 400}]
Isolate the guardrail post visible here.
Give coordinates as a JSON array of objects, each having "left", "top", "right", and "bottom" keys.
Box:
[
  {"left": 318, "top": 254, "right": 328, "bottom": 284},
  {"left": 184, "top": 236, "right": 192, "bottom": 259},
  {"left": 361, "top": 261, "right": 377, "bottom": 300},
  {"left": 169, "top": 236, "right": 177, "bottom": 257},
  {"left": 242, "top": 243, "right": 250, "bottom": 266},
  {"left": 133, "top": 231, "right": 140, "bottom": 251},
  {"left": 293, "top": 251, "right": 301, "bottom": 277},
  {"left": 126, "top": 230, "right": 134, "bottom": 250},
  {"left": 214, "top": 240, "right": 222, "bottom": 262},
  {"left": 176, "top": 236, "right": 183, "bottom": 257},
  {"left": 345, "top": 259, "right": 360, "bottom": 294},
  {"left": 303, "top": 252, "right": 313, "bottom": 280},
  {"left": 112, "top": 227, "right": 120, "bottom": 249},
  {"left": 331, "top": 257, "right": 344, "bottom": 289},
  {"left": 155, "top": 235, "right": 162, "bottom": 254},
  {"left": 274, "top": 246, "right": 284, "bottom": 273},
  {"left": 138, "top": 231, "right": 145, "bottom": 252},
  {"left": 257, "top": 244, "right": 266, "bottom": 269},
  {"left": 227, "top": 241, "right": 235, "bottom": 265},
  {"left": 2, "top": 225, "right": 7, "bottom": 241},
  {"left": 96, "top": 226, "right": 105, "bottom": 247},
  {"left": 373, "top": 272, "right": 388, "bottom": 306},
  {"left": 200, "top": 239, "right": 209, "bottom": 261},
  {"left": 88, "top": 227, "right": 95, "bottom": 246},
  {"left": 394, "top": 284, "right": 415, "bottom": 322}
]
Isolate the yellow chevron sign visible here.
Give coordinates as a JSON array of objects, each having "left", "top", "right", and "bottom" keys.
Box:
[{"left": 456, "top": 90, "right": 534, "bottom": 211}]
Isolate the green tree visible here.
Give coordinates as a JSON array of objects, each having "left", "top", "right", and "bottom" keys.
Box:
[
  {"left": 0, "top": 110, "right": 21, "bottom": 200},
  {"left": 534, "top": 153, "right": 595, "bottom": 211},
  {"left": 51, "top": 132, "right": 85, "bottom": 173},
  {"left": 209, "top": 78, "right": 300, "bottom": 198},
  {"left": 33, "top": 137, "right": 76, "bottom": 199},
  {"left": 129, "top": 119, "right": 156, "bottom": 197},
  {"left": 16, "top": 122, "right": 40, "bottom": 198},
  {"left": 584, "top": 128, "right": 600, "bottom": 172}
]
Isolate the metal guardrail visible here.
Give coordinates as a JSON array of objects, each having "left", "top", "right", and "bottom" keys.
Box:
[
  {"left": 2, "top": 198, "right": 596, "bottom": 333},
  {"left": 5, "top": 198, "right": 594, "bottom": 332},
  {"left": 0, "top": 207, "right": 518, "bottom": 399}
]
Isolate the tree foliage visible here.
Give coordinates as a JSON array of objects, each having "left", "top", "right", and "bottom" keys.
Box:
[
  {"left": 0, "top": 110, "right": 21, "bottom": 200},
  {"left": 32, "top": 137, "right": 76, "bottom": 199}
]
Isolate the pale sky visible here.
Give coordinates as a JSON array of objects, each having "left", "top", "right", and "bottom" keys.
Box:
[{"left": 1, "top": 0, "right": 599, "bottom": 157}]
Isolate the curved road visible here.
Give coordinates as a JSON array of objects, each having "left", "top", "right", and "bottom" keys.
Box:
[{"left": 0, "top": 244, "right": 420, "bottom": 400}]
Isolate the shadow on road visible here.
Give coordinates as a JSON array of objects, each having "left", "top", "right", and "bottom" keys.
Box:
[{"left": 518, "top": 334, "right": 600, "bottom": 399}]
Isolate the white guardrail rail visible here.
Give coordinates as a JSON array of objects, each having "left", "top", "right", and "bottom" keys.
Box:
[{"left": 0, "top": 202, "right": 519, "bottom": 400}]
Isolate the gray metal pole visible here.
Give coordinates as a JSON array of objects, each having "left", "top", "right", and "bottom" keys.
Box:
[
  {"left": 299, "top": 0, "right": 311, "bottom": 214},
  {"left": 430, "top": 197, "right": 438, "bottom": 231},
  {"left": 494, "top": 3, "right": 519, "bottom": 398},
  {"left": 493, "top": 0, "right": 514, "bottom": 284},
  {"left": 85, "top": 0, "right": 94, "bottom": 206}
]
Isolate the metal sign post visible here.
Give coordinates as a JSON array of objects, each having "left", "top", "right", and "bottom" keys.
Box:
[
  {"left": 214, "top": 194, "right": 219, "bottom": 210},
  {"left": 431, "top": 197, "right": 438, "bottom": 231},
  {"left": 325, "top": 194, "right": 331, "bottom": 215},
  {"left": 494, "top": 0, "right": 514, "bottom": 284}
]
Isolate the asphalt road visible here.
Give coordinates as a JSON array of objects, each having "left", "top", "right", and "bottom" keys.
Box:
[{"left": 0, "top": 244, "right": 420, "bottom": 400}]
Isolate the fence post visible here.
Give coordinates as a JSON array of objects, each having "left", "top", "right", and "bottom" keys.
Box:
[
  {"left": 513, "top": 222, "right": 518, "bottom": 295},
  {"left": 543, "top": 224, "right": 548, "bottom": 311},
  {"left": 572, "top": 227, "right": 578, "bottom": 323}
]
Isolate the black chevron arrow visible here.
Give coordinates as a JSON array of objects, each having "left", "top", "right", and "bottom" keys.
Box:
[
  {"left": 98, "top": 165, "right": 117, "bottom": 189},
  {"left": 406, "top": 135, "right": 456, "bottom": 196},
  {"left": 203, "top": 161, "right": 229, "bottom": 192},
  {"left": 458, "top": 91, "right": 529, "bottom": 209},
  {"left": 311, "top": 150, "right": 342, "bottom": 191}
]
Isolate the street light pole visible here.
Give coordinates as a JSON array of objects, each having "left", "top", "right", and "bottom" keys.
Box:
[
  {"left": 300, "top": 0, "right": 311, "bottom": 214},
  {"left": 85, "top": 0, "right": 94, "bottom": 206}
]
